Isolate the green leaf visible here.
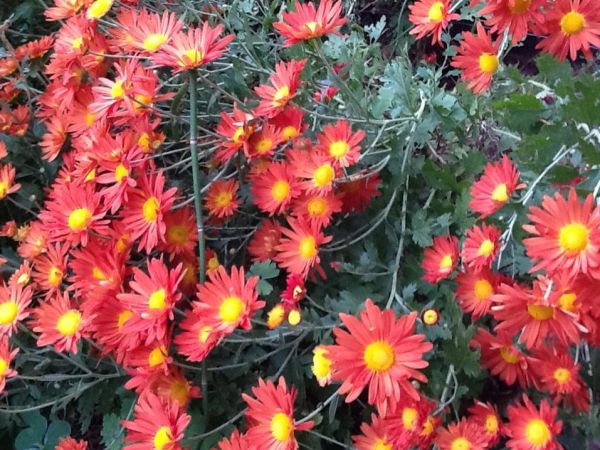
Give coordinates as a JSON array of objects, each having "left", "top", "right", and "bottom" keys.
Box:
[
  {"left": 101, "top": 414, "right": 123, "bottom": 450},
  {"left": 249, "top": 260, "right": 280, "bottom": 280},
  {"left": 257, "top": 279, "right": 274, "bottom": 296},
  {"left": 15, "top": 428, "right": 43, "bottom": 450},
  {"left": 43, "top": 421, "right": 70, "bottom": 449}
]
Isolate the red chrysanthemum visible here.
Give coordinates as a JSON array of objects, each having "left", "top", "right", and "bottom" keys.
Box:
[
  {"left": 251, "top": 162, "right": 300, "bottom": 215},
  {"left": 421, "top": 235, "right": 459, "bottom": 284},
  {"left": 537, "top": 0, "right": 600, "bottom": 61},
  {"left": 0, "top": 335, "right": 18, "bottom": 393},
  {"left": 159, "top": 206, "right": 199, "bottom": 258},
  {"left": 469, "top": 155, "right": 523, "bottom": 218},
  {"left": 274, "top": 217, "right": 332, "bottom": 277},
  {"left": 481, "top": 0, "right": 546, "bottom": 45},
  {"left": 468, "top": 401, "right": 502, "bottom": 447},
  {"left": 215, "top": 104, "right": 255, "bottom": 162},
  {"left": 205, "top": 179, "right": 240, "bottom": 219},
  {"left": 436, "top": 418, "right": 490, "bottom": 450},
  {"left": 291, "top": 191, "right": 342, "bottom": 230},
  {"left": 55, "top": 436, "right": 88, "bottom": 450},
  {"left": 245, "top": 124, "right": 284, "bottom": 160},
  {"left": 242, "top": 377, "right": 314, "bottom": 450},
  {"left": 385, "top": 394, "right": 436, "bottom": 448},
  {"left": 254, "top": 59, "right": 306, "bottom": 118},
  {"left": 153, "top": 23, "right": 234, "bottom": 72},
  {"left": 290, "top": 150, "right": 339, "bottom": 195},
  {"left": 32, "top": 243, "right": 69, "bottom": 295},
  {"left": 116, "top": 9, "right": 183, "bottom": 54},
  {"left": 451, "top": 22, "right": 501, "bottom": 94},
  {"left": 123, "top": 393, "right": 191, "bottom": 450},
  {"left": 248, "top": 219, "right": 283, "bottom": 263},
  {"left": 150, "top": 368, "right": 201, "bottom": 409},
  {"left": 409, "top": 0, "right": 460, "bottom": 45},
  {"left": 504, "top": 395, "right": 564, "bottom": 450},
  {"left": 269, "top": 106, "right": 306, "bottom": 141},
  {"left": 0, "top": 279, "right": 33, "bottom": 337},
  {"left": 328, "top": 299, "right": 432, "bottom": 416},
  {"left": 31, "top": 291, "right": 87, "bottom": 354},
  {"left": 523, "top": 189, "right": 600, "bottom": 280},
  {"left": 455, "top": 267, "right": 505, "bottom": 319},
  {"left": 215, "top": 429, "right": 249, "bottom": 450},
  {"left": 314, "top": 119, "right": 364, "bottom": 168},
  {"left": 461, "top": 223, "right": 501, "bottom": 270},
  {"left": 352, "top": 414, "right": 393, "bottom": 450},
  {"left": 338, "top": 173, "right": 382, "bottom": 213},
  {"left": 273, "top": 0, "right": 347, "bottom": 47}
]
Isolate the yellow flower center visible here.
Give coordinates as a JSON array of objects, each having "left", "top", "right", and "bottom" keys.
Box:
[
  {"left": 110, "top": 80, "right": 125, "bottom": 99},
  {"left": 169, "top": 379, "right": 190, "bottom": 406},
  {"left": 485, "top": 415, "right": 499, "bottom": 434},
  {"left": 479, "top": 53, "right": 499, "bottom": 74},
  {"left": 84, "top": 111, "right": 96, "bottom": 125},
  {"left": 167, "top": 225, "right": 189, "bottom": 246},
  {"left": 255, "top": 138, "right": 273, "bottom": 155},
  {"left": 215, "top": 191, "right": 233, "bottom": 208},
  {"left": 560, "top": 11, "right": 586, "bottom": 36},
  {"left": 402, "top": 407, "right": 418, "bottom": 430},
  {"left": 282, "top": 125, "right": 299, "bottom": 140},
  {"left": 527, "top": 304, "right": 554, "bottom": 321},
  {"left": 17, "top": 273, "right": 29, "bottom": 285},
  {"left": 558, "top": 292, "right": 577, "bottom": 312},
  {"left": 56, "top": 310, "right": 82, "bottom": 336},
  {"left": 0, "top": 182, "right": 8, "bottom": 199},
  {"left": 423, "top": 309, "right": 439, "bottom": 325},
  {"left": 329, "top": 141, "right": 350, "bottom": 159},
  {"left": 207, "top": 256, "right": 220, "bottom": 271},
  {"left": 304, "top": 21, "right": 321, "bottom": 34},
  {"left": 68, "top": 208, "right": 92, "bottom": 231},
  {"left": 313, "top": 163, "right": 335, "bottom": 187},
  {"left": 364, "top": 341, "right": 395, "bottom": 372},
  {"left": 298, "top": 236, "right": 317, "bottom": 260},
  {"left": 553, "top": 367, "right": 571, "bottom": 385},
  {"left": 428, "top": 1, "right": 445, "bottom": 22},
  {"left": 117, "top": 310, "right": 134, "bottom": 330},
  {"left": 0, "top": 301, "right": 18, "bottom": 325},
  {"left": 0, "top": 358, "right": 7, "bottom": 376},
  {"left": 500, "top": 346, "right": 519, "bottom": 364},
  {"left": 270, "top": 412, "right": 294, "bottom": 442},
  {"left": 491, "top": 183, "right": 509, "bottom": 202},
  {"left": 307, "top": 197, "right": 328, "bottom": 217},
  {"left": 232, "top": 127, "right": 246, "bottom": 143},
  {"left": 271, "top": 180, "right": 291, "bottom": 202},
  {"left": 474, "top": 279, "right": 493, "bottom": 301},
  {"left": 114, "top": 163, "right": 129, "bottom": 182},
  {"left": 451, "top": 438, "right": 471, "bottom": 450},
  {"left": 71, "top": 36, "right": 84, "bottom": 50},
  {"left": 559, "top": 222, "right": 589, "bottom": 254},
  {"left": 219, "top": 296, "right": 245, "bottom": 324},
  {"left": 142, "top": 33, "right": 168, "bottom": 52},
  {"left": 478, "top": 239, "right": 495, "bottom": 257},
  {"left": 439, "top": 254, "right": 453, "bottom": 270},
  {"left": 142, "top": 196, "right": 160, "bottom": 223},
  {"left": 312, "top": 347, "right": 332, "bottom": 378},
  {"left": 267, "top": 305, "right": 285, "bottom": 329},
  {"left": 525, "top": 419, "right": 551, "bottom": 446},
  {"left": 373, "top": 439, "right": 392, "bottom": 450},
  {"left": 84, "top": 169, "right": 96, "bottom": 182},
  {"left": 148, "top": 288, "right": 167, "bottom": 310},
  {"left": 181, "top": 49, "right": 203, "bottom": 66},
  {"left": 148, "top": 346, "right": 167, "bottom": 367},
  {"left": 86, "top": 0, "right": 113, "bottom": 19},
  {"left": 421, "top": 418, "right": 435, "bottom": 436},
  {"left": 288, "top": 309, "right": 301, "bottom": 325},
  {"left": 153, "top": 426, "right": 173, "bottom": 450},
  {"left": 508, "top": 0, "right": 531, "bottom": 13},
  {"left": 48, "top": 266, "right": 63, "bottom": 287},
  {"left": 116, "top": 232, "right": 129, "bottom": 253},
  {"left": 272, "top": 85, "right": 290, "bottom": 106},
  {"left": 198, "top": 325, "right": 213, "bottom": 343}
]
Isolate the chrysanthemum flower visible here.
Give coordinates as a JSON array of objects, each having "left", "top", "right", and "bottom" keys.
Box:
[
  {"left": 194, "top": 265, "right": 264, "bottom": 334},
  {"left": 158, "top": 207, "right": 198, "bottom": 258},
  {"left": 0, "top": 163, "right": 21, "bottom": 200},
  {"left": 481, "top": 0, "right": 546, "bottom": 45},
  {"left": 124, "top": 342, "right": 173, "bottom": 392},
  {"left": 88, "top": 299, "right": 136, "bottom": 362},
  {"left": 205, "top": 179, "right": 240, "bottom": 219},
  {"left": 119, "top": 259, "right": 185, "bottom": 344},
  {"left": 291, "top": 191, "right": 342, "bottom": 230},
  {"left": 470, "top": 328, "right": 536, "bottom": 388},
  {"left": 352, "top": 414, "right": 393, "bottom": 450},
  {"left": 39, "top": 115, "right": 68, "bottom": 162},
  {"left": 245, "top": 124, "right": 284, "bottom": 160},
  {"left": 122, "top": 170, "right": 178, "bottom": 254},
  {"left": 469, "top": 155, "right": 523, "bottom": 218},
  {"left": 409, "top": 0, "right": 460, "bottom": 45},
  {"left": 32, "top": 243, "right": 69, "bottom": 295},
  {"left": 174, "top": 312, "right": 224, "bottom": 362},
  {"left": 273, "top": 0, "right": 346, "bottom": 47},
  {"left": 118, "top": 9, "right": 183, "bottom": 54},
  {"left": 532, "top": 347, "right": 589, "bottom": 413},
  {"left": 315, "top": 119, "right": 365, "bottom": 168},
  {"left": 248, "top": 219, "right": 283, "bottom": 263},
  {"left": 44, "top": 0, "right": 87, "bottom": 21},
  {"left": 269, "top": 107, "right": 306, "bottom": 141},
  {"left": 151, "top": 368, "right": 201, "bottom": 409},
  {"left": 436, "top": 419, "right": 490, "bottom": 450},
  {"left": 290, "top": 150, "right": 338, "bottom": 195},
  {"left": 338, "top": 173, "right": 382, "bottom": 213},
  {"left": 153, "top": 23, "right": 234, "bottom": 73},
  {"left": 254, "top": 59, "right": 307, "bottom": 118},
  {"left": 537, "top": 0, "right": 600, "bottom": 61},
  {"left": 17, "top": 221, "right": 48, "bottom": 259},
  {"left": 455, "top": 267, "right": 504, "bottom": 319},
  {"left": 39, "top": 182, "right": 108, "bottom": 247},
  {"left": 523, "top": 189, "right": 600, "bottom": 280},
  {"left": 451, "top": 22, "right": 501, "bottom": 94},
  {"left": 216, "top": 429, "right": 249, "bottom": 450},
  {"left": 31, "top": 292, "right": 87, "bottom": 353},
  {"left": 251, "top": 162, "right": 300, "bottom": 215},
  {"left": 55, "top": 436, "right": 88, "bottom": 450},
  {"left": 492, "top": 280, "right": 583, "bottom": 349},
  {"left": 504, "top": 395, "right": 563, "bottom": 450},
  {"left": 86, "top": 0, "right": 113, "bottom": 20},
  {"left": 275, "top": 217, "right": 332, "bottom": 277},
  {"left": 385, "top": 394, "right": 436, "bottom": 447},
  {"left": 242, "top": 377, "right": 314, "bottom": 450},
  {"left": 0, "top": 279, "right": 32, "bottom": 337},
  {"left": 123, "top": 393, "right": 191, "bottom": 450},
  {"left": 468, "top": 401, "right": 502, "bottom": 446},
  {"left": 215, "top": 104, "right": 255, "bottom": 162},
  {"left": 461, "top": 224, "right": 501, "bottom": 270},
  {"left": 421, "top": 235, "right": 459, "bottom": 284},
  {"left": 328, "top": 299, "right": 432, "bottom": 416},
  {"left": 311, "top": 345, "right": 332, "bottom": 386},
  {"left": 0, "top": 335, "right": 18, "bottom": 393}
]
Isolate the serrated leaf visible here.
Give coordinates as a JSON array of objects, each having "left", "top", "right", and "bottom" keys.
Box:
[
  {"left": 101, "top": 414, "right": 123, "bottom": 450},
  {"left": 249, "top": 260, "right": 280, "bottom": 280},
  {"left": 257, "top": 279, "right": 273, "bottom": 296}
]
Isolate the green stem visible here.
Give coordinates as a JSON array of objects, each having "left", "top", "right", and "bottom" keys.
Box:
[{"left": 188, "top": 70, "right": 209, "bottom": 424}]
